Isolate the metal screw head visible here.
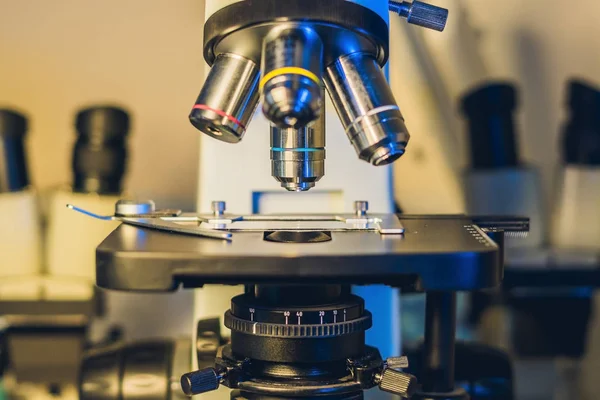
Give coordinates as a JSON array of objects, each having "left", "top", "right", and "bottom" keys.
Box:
[
  {"left": 354, "top": 200, "right": 369, "bottom": 216},
  {"left": 386, "top": 356, "right": 409, "bottom": 370},
  {"left": 211, "top": 201, "right": 226, "bottom": 216},
  {"left": 389, "top": 0, "right": 449, "bottom": 32},
  {"left": 115, "top": 199, "right": 155, "bottom": 216},
  {"left": 406, "top": 1, "right": 449, "bottom": 32}
]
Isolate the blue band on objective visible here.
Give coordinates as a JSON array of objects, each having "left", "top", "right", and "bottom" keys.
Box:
[{"left": 271, "top": 147, "right": 323, "bottom": 152}]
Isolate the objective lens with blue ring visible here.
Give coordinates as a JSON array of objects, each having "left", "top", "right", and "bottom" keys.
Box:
[{"left": 270, "top": 112, "right": 325, "bottom": 192}]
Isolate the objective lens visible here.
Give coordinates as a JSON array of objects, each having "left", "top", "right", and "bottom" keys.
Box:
[
  {"left": 270, "top": 111, "right": 325, "bottom": 192},
  {"left": 261, "top": 26, "right": 323, "bottom": 129},
  {"left": 190, "top": 53, "right": 260, "bottom": 143},
  {"left": 324, "top": 53, "right": 409, "bottom": 166}
]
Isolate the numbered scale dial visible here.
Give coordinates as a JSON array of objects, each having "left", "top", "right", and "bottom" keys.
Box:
[{"left": 225, "top": 293, "right": 372, "bottom": 338}]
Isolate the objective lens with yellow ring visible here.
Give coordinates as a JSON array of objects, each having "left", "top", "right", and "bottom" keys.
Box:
[
  {"left": 261, "top": 25, "right": 324, "bottom": 129},
  {"left": 259, "top": 67, "right": 321, "bottom": 91}
]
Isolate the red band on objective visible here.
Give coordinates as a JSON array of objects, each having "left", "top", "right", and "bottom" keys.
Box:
[{"left": 192, "top": 104, "right": 245, "bottom": 130}]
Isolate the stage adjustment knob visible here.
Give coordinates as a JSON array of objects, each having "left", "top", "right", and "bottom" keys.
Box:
[
  {"left": 377, "top": 368, "right": 418, "bottom": 398},
  {"left": 181, "top": 367, "right": 223, "bottom": 396}
]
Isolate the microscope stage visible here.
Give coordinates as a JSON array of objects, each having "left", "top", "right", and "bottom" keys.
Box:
[{"left": 96, "top": 215, "right": 501, "bottom": 292}]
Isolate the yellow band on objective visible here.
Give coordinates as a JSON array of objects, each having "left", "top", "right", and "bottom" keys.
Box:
[{"left": 259, "top": 67, "right": 321, "bottom": 90}]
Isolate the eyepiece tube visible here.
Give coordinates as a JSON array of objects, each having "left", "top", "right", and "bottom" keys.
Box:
[
  {"left": 270, "top": 112, "right": 325, "bottom": 192},
  {"left": 73, "top": 106, "right": 129, "bottom": 194},
  {"left": 461, "top": 83, "right": 519, "bottom": 169},
  {"left": 190, "top": 53, "right": 260, "bottom": 143},
  {"left": 261, "top": 26, "right": 323, "bottom": 129},
  {"left": 0, "top": 109, "right": 29, "bottom": 192},
  {"left": 324, "top": 53, "right": 409, "bottom": 166},
  {"left": 563, "top": 79, "right": 600, "bottom": 165}
]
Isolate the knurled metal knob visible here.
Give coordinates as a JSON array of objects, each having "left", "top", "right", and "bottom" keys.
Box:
[
  {"left": 389, "top": 1, "right": 449, "bottom": 32},
  {"left": 378, "top": 369, "right": 418, "bottom": 398},
  {"left": 386, "top": 356, "right": 409, "bottom": 370},
  {"left": 180, "top": 367, "right": 222, "bottom": 396}
]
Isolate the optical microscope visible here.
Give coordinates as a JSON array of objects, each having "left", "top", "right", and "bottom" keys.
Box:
[{"left": 75, "top": 1, "right": 528, "bottom": 399}]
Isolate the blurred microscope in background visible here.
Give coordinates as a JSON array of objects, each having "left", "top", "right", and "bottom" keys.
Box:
[
  {"left": 0, "top": 109, "right": 47, "bottom": 398},
  {"left": 389, "top": 0, "right": 600, "bottom": 398},
  {"left": 0, "top": 106, "right": 191, "bottom": 399},
  {"left": 0, "top": 106, "right": 130, "bottom": 399},
  {"left": 459, "top": 78, "right": 600, "bottom": 400}
]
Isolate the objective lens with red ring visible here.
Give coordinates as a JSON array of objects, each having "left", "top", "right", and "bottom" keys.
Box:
[{"left": 189, "top": 53, "right": 260, "bottom": 143}]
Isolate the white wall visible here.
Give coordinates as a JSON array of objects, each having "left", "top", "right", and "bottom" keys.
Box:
[{"left": 0, "top": 0, "right": 206, "bottom": 210}]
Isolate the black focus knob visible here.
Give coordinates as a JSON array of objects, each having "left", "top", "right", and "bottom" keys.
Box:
[
  {"left": 378, "top": 369, "right": 418, "bottom": 398},
  {"left": 181, "top": 368, "right": 221, "bottom": 396}
]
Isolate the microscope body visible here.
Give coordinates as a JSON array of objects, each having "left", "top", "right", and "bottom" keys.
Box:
[
  {"left": 76, "top": 2, "right": 510, "bottom": 400},
  {"left": 205, "top": 0, "right": 390, "bottom": 17},
  {"left": 194, "top": 0, "right": 432, "bottom": 372},
  {"left": 195, "top": 0, "right": 401, "bottom": 372},
  {"left": 190, "top": 0, "right": 452, "bottom": 397}
]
